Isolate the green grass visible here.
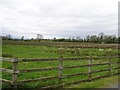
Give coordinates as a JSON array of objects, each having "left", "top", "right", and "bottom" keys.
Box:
[
  {"left": 65, "top": 76, "right": 118, "bottom": 88},
  {"left": 2, "top": 45, "right": 118, "bottom": 58},
  {"left": 1, "top": 44, "right": 119, "bottom": 89}
]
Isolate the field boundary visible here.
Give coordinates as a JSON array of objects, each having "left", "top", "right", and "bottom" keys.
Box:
[{"left": 1, "top": 55, "right": 119, "bottom": 89}]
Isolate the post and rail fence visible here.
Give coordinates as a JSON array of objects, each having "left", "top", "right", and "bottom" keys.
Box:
[{"left": 0, "top": 55, "right": 120, "bottom": 89}]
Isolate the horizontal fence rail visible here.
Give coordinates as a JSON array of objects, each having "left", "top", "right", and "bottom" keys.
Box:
[
  {"left": 18, "top": 76, "right": 58, "bottom": 83},
  {"left": 1, "top": 55, "right": 119, "bottom": 89},
  {"left": 0, "top": 79, "right": 12, "bottom": 84},
  {"left": 1, "top": 55, "right": 119, "bottom": 62},
  {"left": 53, "top": 45, "right": 118, "bottom": 49},
  {"left": 19, "top": 67, "right": 58, "bottom": 73},
  {"left": 0, "top": 68, "right": 13, "bottom": 73}
]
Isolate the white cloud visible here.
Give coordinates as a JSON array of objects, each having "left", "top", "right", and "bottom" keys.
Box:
[{"left": 0, "top": 0, "right": 119, "bottom": 39}]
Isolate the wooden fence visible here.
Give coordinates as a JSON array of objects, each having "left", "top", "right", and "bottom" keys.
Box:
[{"left": 0, "top": 55, "right": 120, "bottom": 89}]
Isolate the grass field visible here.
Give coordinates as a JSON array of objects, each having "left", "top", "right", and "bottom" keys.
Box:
[
  {"left": 2, "top": 44, "right": 118, "bottom": 58},
  {"left": 1, "top": 43, "right": 119, "bottom": 89},
  {"left": 66, "top": 76, "right": 118, "bottom": 88}
]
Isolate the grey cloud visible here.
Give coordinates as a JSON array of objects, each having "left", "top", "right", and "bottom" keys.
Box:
[{"left": 0, "top": 0, "right": 119, "bottom": 39}]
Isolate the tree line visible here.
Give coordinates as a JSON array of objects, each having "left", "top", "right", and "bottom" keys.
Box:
[
  {"left": 1, "top": 34, "right": 43, "bottom": 42},
  {"left": 53, "top": 33, "right": 119, "bottom": 43},
  {"left": 1, "top": 33, "right": 119, "bottom": 43}
]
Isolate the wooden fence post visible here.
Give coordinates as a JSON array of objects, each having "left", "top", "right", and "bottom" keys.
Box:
[
  {"left": 108, "top": 55, "right": 112, "bottom": 76},
  {"left": 88, "top": 56, "right": 92, "bottom": 82},
  {"left": 12, "top": 57, "right": 19, "bottom": 89},
  {"left": 58, "top": 56, "right": 63, "bottom": 87}
]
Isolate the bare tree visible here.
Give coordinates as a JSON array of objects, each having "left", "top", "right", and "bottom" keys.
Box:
[
  {"left": 36, "top": 34, "right": 43, "bottom": 42},
  {"left": 99, "top": 32, "right": 105, "bottom": 39},
  {"left": 21, "top": 36, "right": 24, "bottom": 40},
  {"left": 6, "top": 34, "right": 12, "bottom": 40}
]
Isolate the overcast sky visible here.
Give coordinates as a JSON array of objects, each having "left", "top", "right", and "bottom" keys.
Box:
[{"left": 0, "top": 0, "right": 119, "bottom": 39}]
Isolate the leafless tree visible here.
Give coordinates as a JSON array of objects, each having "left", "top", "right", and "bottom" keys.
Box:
[
  {"left": 6, "top": 34, "right": 12, "bottom": 40},
  {"left": 36, "top": 34, "right": 43, "bottom": 42},
  {"left": 21, "top": 36, "right": 24, "bottom": 40}
]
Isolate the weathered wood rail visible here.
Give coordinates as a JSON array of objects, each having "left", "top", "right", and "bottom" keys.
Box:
[{"left": 0, "top": 55, "right": 120, "bottom": 89}]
